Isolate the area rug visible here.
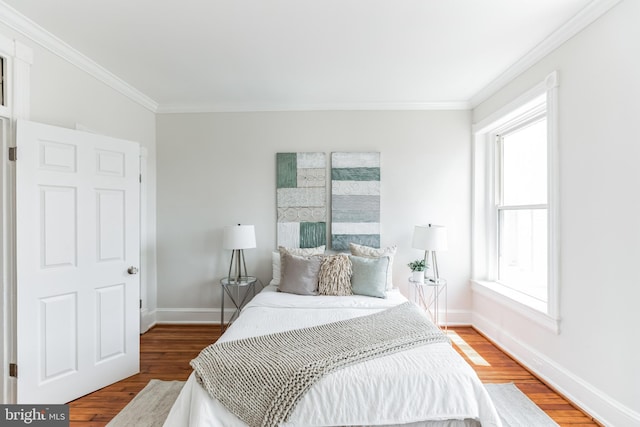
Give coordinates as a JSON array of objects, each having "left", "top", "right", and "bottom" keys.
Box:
[
  {"left": 108, "top": 380, "right": 558, "bottom": 427},
  {"left": 106, "top": 379, "right": 185, "bottom": 427},
  {"left": 485, "top": 383, "right": 559, "bottom": 427}
]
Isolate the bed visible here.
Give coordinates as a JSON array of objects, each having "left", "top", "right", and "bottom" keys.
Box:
[{"left": 164, "top": 280, "right": 502, "bottom": 427}]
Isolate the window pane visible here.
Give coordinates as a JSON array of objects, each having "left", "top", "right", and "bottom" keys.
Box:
[
  {"left": 499, "top": 209, "right": 547, "bottom": 301},
  {"left": 502, "top": 119, "right": 547, "bottom": 205}
]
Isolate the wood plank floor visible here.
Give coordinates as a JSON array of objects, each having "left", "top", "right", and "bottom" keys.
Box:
[
  {"left": 447, "top": 328, "right": 600, "bottom": 426},
  {"left": 68, "top": 325, "right": 219, "bottom": 426},
  {"left": 68, "top": 325, "right": 599, "bottom": 426}
]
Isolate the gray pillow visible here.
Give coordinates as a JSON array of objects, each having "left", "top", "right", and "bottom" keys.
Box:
[
  {"left": 274, "top": 245, "right": 326, "bottom": 284},
  {"left": 350, "top": 255, "right": 389, "bottom": 299},
  {"left": 279, "top": 252, "right": 322, "bottom": 295}
]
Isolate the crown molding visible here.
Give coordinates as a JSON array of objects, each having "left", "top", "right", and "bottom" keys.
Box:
[
  {"left": 469, "top": 0, "right": 622, "bottom": 108},
  {"left": 0, "top": 1, "right": 158, "bottom": 112},
  {"left": 0, "top": 0, "right": 620, "bottom": 114},
  {"left": 156, "top": 100, "right": 471, "bottom": 114}
]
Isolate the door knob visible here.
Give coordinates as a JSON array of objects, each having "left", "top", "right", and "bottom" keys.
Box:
[{"left": 127, "top": 266, "right": 139, "bottom": 275}]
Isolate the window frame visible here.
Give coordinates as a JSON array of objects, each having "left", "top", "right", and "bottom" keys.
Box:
[
  {"left": 0, "top": 32, "right": 33, "bottom": 403},
  {"left": 472, "top": 71, "right": 560, "bottom": 333}
]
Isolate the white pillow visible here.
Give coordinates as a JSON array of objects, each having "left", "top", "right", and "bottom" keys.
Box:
[
  {"left": 272, "top": 251, "right": 281, "bottom": 285},
  {"left": 349, "top": 242, "right": 397, "bottom": 290},
  {"left": 272, "top": 246, "right": 326, "bottom": 284}
]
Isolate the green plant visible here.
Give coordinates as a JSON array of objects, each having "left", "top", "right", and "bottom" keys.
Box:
[{"left": 407, "top": 259, "right": 426, "bottom": 272}]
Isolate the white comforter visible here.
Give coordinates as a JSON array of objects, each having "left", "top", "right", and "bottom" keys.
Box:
[{"left": 164, "top": 285, "right": 501, "bottom": 427}]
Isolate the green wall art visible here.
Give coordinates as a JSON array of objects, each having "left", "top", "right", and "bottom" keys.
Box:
[
  {"left": 331, "top": 152, "right": 381, "bottom": 250},
  {"left": 276, "top": 152, "right": 327, "bottom": 248}
]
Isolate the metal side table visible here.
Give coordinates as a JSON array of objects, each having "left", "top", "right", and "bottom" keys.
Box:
[
  {"left": 408, "top": 277, "right": 447, "bottom": 331},
  {"left": 220, "top": 276, "right": 260, "bottom": 331}
]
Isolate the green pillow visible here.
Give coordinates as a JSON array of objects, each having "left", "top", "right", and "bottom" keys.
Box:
[{"left": 350, "top": 255, "right": 389, "bottom": 298}]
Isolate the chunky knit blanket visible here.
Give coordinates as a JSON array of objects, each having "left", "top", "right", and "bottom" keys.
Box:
[{"left": 190, "top": 302, "right": 449, "bottom": 427}]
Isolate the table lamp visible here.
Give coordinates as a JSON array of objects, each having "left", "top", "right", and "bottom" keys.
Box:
[
  {"left": 223, "top": 224, "right": 256, "bottom": 284},
  {"left": 412, "top": 224, "right": 448, "bottom": 281}
]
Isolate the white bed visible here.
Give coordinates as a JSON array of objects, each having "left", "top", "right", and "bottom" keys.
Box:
[{"left": 164, "top": 283, "right": 501, "bottom": 427}]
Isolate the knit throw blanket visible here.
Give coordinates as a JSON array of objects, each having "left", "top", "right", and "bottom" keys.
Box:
[{"left": 190, "top": 302, "right": 449, "bottom": 427}]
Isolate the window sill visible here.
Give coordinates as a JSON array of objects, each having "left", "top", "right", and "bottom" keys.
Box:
[{"left": 471, "top": 280, "right": 560, "bottom": 334}]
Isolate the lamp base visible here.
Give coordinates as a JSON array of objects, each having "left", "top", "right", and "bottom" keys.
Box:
[
  {"left": 228, "top": 249, "right": 250, "bottom": 284},
  {"left": 423, "top": 250, "right": 440, "bottom": 282}
]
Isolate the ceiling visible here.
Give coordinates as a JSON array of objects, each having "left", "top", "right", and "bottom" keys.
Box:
[{"left": 0, "top": 0, "right": 604, "bottom": 112}]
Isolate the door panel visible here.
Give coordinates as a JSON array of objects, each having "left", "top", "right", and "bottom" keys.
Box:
[
  {"left": 40, "top": 185, "right": 77, "bottom": 268},
  {"left": 16, "top": 120, "right": 140, "bottom": 404},
  {"left": 96, "top": 283, "right": 126, "bottom": 362},
  {"left": 39, "top": 140, "right": 77, "bottom": 172},
  {"left": 40, "top": 293, "right": 77, "bottom": 381},
  {"left": 96, "top": 189, "right": 125, "bottom": 261}
]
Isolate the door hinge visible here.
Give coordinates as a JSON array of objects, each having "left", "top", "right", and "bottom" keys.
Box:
[
  {"left": 139, "top": 174, "right": 142, "bottom": 183},
  {"left": 8, "top": 147, "right": 17, "bottom": 161},
  {"left": 139, "top": 299, "right": 142, "bottom": 309},
  {"left": 9, "top": 363, "right": 17, "bottom": 378}
]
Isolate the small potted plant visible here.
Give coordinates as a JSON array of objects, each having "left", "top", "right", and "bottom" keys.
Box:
[{"left": 408, "top": 259, "right": 426, "bottom": 283}]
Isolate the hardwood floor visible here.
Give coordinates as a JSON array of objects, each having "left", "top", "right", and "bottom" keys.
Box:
[
  {"left": 68, "top": 325, "right": 599, "bottom": 426},
  {"left": 69, "top": 325, "right": 220, "bottom": 426},
  {"left": 448, "top": 328, "right": 600, "bottom": 426}
]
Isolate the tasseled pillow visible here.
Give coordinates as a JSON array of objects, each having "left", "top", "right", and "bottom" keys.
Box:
[{"left": 318, "top": 254, "right": 352, "bottom": 296}]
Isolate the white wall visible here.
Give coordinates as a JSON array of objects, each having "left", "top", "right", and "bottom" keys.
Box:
[
  {"left": 472, "top": 1, "right": 640, "bottom": 425},
  {"left": 0, "top": 23, "right": 159, "bottom": 322},
  {"left": 156, "top": 110, "right": 471, "bottom": 323}
]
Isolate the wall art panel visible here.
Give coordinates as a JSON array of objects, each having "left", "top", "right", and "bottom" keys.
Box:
[
  {"left": 331, "top": 152, "right": 380, "bottom": 250},
  {"left": 276, "top": 153, "right": 326, "bottom": 248}
]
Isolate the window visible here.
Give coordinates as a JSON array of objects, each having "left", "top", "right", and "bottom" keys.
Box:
[
  {"left": 472, "top": 71, "right": 559, "bottom": 332},
  {"left": 496, "top": 115, "right": 547, "bottom": 301}
]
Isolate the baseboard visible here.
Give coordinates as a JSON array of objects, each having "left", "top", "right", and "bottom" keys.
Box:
[
  {"left": 154, "top": 308, "right": 238, "bottom": 324},
  {"left": 140, "top": 308, "right": 156, "bottom": 333},
  {"left": 442, "top": 309, "right": 472, "bottom": 326},
  {"left": 153, "top": 307, "right": 473, "bottom": 326},
  {"left": 472, "top": 312, "right": 640, "bottom": 427}
]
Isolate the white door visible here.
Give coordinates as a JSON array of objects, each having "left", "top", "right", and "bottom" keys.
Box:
[{"left": 15, "top": 120, "right": 140, "bottom": 403}]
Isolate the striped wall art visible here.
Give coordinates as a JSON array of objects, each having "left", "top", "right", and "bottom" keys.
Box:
[
  {"left": 276, "top": 152, "right": 327, "bottom": 248},
  {"left": 331, "top": 152, "right": 380, "bottom": 250}
]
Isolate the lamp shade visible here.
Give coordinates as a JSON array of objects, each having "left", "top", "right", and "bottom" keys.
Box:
[
  {"left": 412, "top": 224, "right": 448, "bottom": 252},
  {"left": 223, "top": 224, "right": 256, "bottom": 250}
]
